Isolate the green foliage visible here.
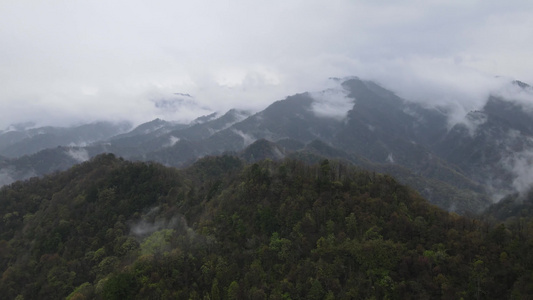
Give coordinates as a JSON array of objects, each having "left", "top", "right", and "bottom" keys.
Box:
[
  {"left": 66, "top": 282, "right": 93, "bottom": 300},
  {"left": 101, "top": 273, "right": 137, "bottom": 300},
  {"left": 1, "top": 154, "right": 533, "bottom": 299},
  {"left": 140, "top": 229, "right": 174, "bottom": 255}
]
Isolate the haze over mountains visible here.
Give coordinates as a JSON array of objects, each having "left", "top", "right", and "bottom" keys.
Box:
[{"left": 1, "top": 77, "right": 533, "bottom": 213}]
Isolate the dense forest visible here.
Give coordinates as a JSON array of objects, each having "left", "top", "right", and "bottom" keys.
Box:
[{"left": 1, "top": 154, "right": 533, "bottom": 299}]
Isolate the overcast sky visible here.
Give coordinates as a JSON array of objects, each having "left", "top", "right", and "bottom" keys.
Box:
[{"left": 1, "top": 0, "right": 533, "bottom": 128}]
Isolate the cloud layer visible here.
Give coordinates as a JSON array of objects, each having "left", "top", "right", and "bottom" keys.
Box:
[{"left": 1, "top": 1, "right": 533, "bottom": 128}]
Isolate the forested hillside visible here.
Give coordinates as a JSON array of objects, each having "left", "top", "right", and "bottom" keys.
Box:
[{"left": 1, "top": 154, "right": 532, "bottom": 299}]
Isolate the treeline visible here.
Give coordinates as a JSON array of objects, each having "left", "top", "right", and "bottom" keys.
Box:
[{"left": 0, "top": 154, "right": 532, "bottom": 299}]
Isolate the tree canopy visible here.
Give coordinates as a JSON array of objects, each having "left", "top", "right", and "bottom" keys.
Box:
[{"left": 0, "top": 154, "right": 532, "bottom": 299}]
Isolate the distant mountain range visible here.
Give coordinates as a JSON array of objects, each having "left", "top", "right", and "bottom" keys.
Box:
[
  {"left": 0, "top": 121, "right": 131, "bottom": 158},
  {"left": 2, "top": 77, "right": 533, "bottom": 213}
]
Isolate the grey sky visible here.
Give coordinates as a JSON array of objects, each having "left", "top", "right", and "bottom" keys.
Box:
[{"left": 1, "top": 0, "right": 533, "bottom": 128}]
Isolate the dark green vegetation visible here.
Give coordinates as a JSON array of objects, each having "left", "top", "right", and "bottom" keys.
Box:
[{"left": 1, "top": 154, "right": 533, "bottom": 299}]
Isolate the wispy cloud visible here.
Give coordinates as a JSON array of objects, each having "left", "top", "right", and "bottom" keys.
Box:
[
  {"left": 66, "top": 148, "right": 90, "bottom": 163},
  {"left": 310, "top": 83, "right": 352, "bottom": 121}
]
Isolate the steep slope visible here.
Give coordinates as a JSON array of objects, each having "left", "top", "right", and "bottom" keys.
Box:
[
  {"left": 337, "top": 78, "right": 447, "bottom": 157},
  {"left": 165, "top": 109, "right": 250, "bottom": 142},
  {"left": 433, "top": 92, "right": 533, "bottom": 196},
  {"left": 106, "top": 109, "right": 251, "bottom": 160},
  {"left": 108, "top": 118, "right": 185, "bottom": 147},
  {"left": 1, "top": 155, "right": 532, "bottom": 299},
  {"left": 232, "top": 92, "right": 343, "bottom": 142},
  {"left": 195, "top": 92, "right": 346, "bottom": 156},
  {"left": 334, "top": 78, "right": 459, "bottom": 183}
]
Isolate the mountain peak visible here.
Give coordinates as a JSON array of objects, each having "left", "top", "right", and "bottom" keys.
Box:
[
  {"left": 191, "top": 112, "right": 218, "bottom": 124},
  {"left": 512, "top": 80, "right": 531, "bottom": 89}
]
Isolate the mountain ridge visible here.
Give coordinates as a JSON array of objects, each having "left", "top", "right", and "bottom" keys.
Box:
[{"left": 2, "top": 77, "right": 533, "bottom": 213}]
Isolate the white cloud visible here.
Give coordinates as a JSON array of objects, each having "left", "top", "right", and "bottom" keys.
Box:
[
  {"left": 66, "top": 148, "right": 90, "bottom": 163},
  {"left": 166, "top": 136, "right": 180, "bottom": 148},
  {"left": 386, "top": 153, "right": 395, "bottom": 164},
  {"left": 232, "top": 129, "right": 256, "bottom": 147},
  {"left": 1, "top": 1, "right": 533, "bottom": 128},
  {"left": 462, "top": 111, "right": 488, "bottom": 136},
  {"left": 493, "top": 81, "right": 533, "bottom": 112},
  {"left": 502, "top": 149, "right": 533, "bottom": 195},
  {"left": 0, "top": 168, "right": 15, "bottom": 186},
  {"left": 310, "top": 84, "right": 352, "bottom": 120}
]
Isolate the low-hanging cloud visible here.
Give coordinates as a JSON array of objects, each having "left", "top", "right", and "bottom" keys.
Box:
[
  {"left": 232, "top": 129, "right": 256, "bottom": 147},
  {"left": 310, "top": 83, "right": 353, "bottom": 121},
  {"left": 165, "top": 136, "right": 181, "bottom": 148},
  {"left": 356, "top": 58, "right": 515, "bottom": 128},
  {"left": 66, "top": 148, "right": 90, "bottom": 163},
  {"left": 128, "top": 207, "right": 208, "bottom": 253},
  {"left": 502, "top": 148, "right": 533, "bottom": 197},
  {"left": 493, "top": 81, "right": 533, "bottom": 112},
  {"left": 1, "top": 1, "right": 533, "bottom": 129},
  {"left": 130, "top": 208, "right": 189, "bottom": 238},
  {"left": 0, "top": 168, "right": 15, "bottom": 187},
  {"left": 0, "top": 166, "right": 37, "bottom": 187}
]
